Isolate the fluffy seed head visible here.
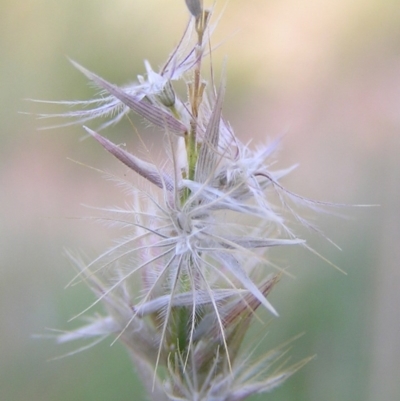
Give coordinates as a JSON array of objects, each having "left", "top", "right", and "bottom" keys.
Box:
[{"left": 35, "top": 4, "right": 339, "bottom": 400}]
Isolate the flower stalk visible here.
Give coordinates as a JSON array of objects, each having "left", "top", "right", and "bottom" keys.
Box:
[{"left": 37, "top": 1, "right": 337, "bottom": 400}]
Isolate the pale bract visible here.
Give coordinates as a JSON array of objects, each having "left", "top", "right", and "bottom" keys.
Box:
[{"left": 40, "top": 4, "right": 329, "bottom": 401}]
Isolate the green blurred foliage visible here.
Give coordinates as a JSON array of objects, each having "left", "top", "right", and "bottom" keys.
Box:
[{"left": 1, "top": 1, "right": 399, "bottom": 400}]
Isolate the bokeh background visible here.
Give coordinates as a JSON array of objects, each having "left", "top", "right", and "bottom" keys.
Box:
[{"left": 1, "top": 0, "right": 399, "bottom": 400}]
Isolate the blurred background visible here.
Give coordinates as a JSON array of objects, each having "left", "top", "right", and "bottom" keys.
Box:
[{"left": 1, "top": 0, "right": 399, "bottom": 400}]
